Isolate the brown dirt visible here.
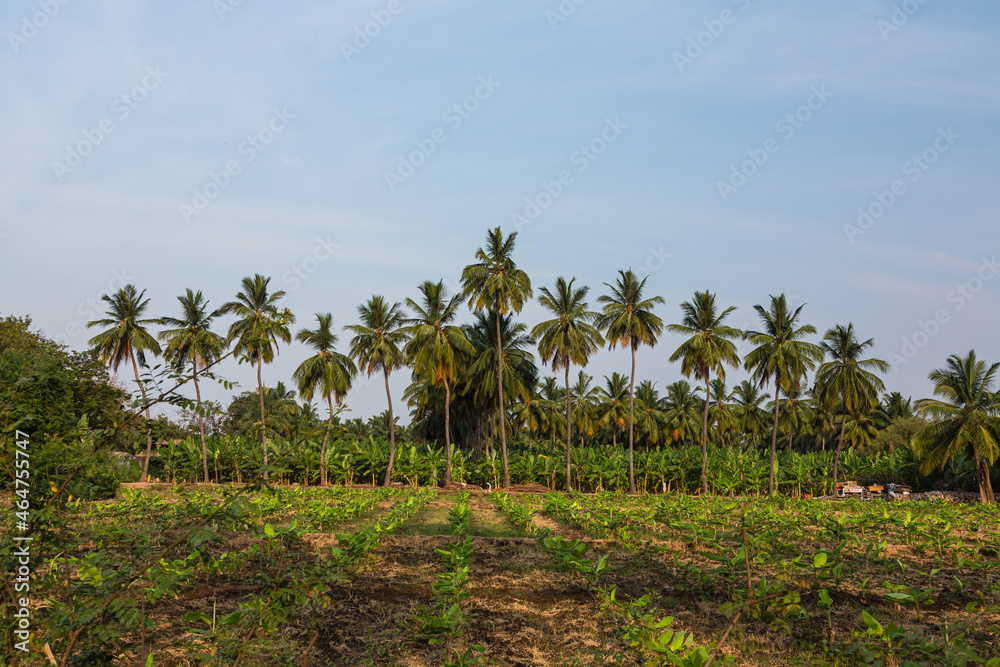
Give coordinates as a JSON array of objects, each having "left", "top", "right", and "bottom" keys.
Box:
[{"left": 509, "top": 482, "right": 550, "bottom": 494}]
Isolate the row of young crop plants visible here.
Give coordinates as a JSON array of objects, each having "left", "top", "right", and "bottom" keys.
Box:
[
  {"left": 5, "top": 486, "right": 435, "bottom": 663},
  {"left": 530, "top": 492, "right": 1000, "bottom": 665},
  {"left": 8, "top": 487, "right": 1000, "bottom": 664}
]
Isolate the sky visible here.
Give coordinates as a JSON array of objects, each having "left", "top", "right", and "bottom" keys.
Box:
[{"left": 2, "top": 1, "right": 998, "bottom": 423}]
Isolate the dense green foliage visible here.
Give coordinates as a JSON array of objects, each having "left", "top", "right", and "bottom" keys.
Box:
[
  {"left": 0, "top": 314, "right": 137, "bottom": 500},
  {"left": 137, "top": 432, "right": 990, "bottom": 497}
]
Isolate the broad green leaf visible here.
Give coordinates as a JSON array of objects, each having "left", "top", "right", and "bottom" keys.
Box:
[{"left": 862, "top": 610, "right": 883, "bottom": 635}]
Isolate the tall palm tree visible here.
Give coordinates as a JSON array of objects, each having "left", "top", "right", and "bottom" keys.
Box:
[
  {"left": 220, "top": 274, "right": 295, "bottom": 483},
  {"left": 913, "top": 351, "right": 999, "bottom": 504},
  {"left": 532, "top": 277, "right": 604, "bottom": 491},
  {"left": 743, "top": 295, "right": 823, "bottom": 496},
  {"left": 158, "top": 289, "right": 226, "bottom": 484},
  {"left": 596, "top": 372, "right": 630, "bottom": 447},
  {"left": 596, "top": 269, "right": 664, "bottom": 494},
  {"left": 404, "top": 281, "right": 474, "bottom": 484},
  {"left": 293, "top": 313, "right": 357, "bottom": 486},
  {"left": 814, "top": 323, "right": 888, "bottom": 490},
  {"left": 347, "top": 295, "right": 408, "bottom": 487},
  {"left": 87, "top": 285, "right": 162, "bottom": 482},
  {"left": 461, "top": 227, "right": 533, "bottom": 489},
  {"left": 668, "top": 290, "right": 742, "bottom": 494}
]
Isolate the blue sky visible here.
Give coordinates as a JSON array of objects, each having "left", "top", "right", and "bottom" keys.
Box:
[{"left": 2, "top": 1, "right": 998, "bottom": 422}]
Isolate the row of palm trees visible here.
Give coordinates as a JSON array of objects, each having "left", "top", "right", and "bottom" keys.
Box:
[{"left": 84, "top": 227, "right": 998, "bottom": 501}]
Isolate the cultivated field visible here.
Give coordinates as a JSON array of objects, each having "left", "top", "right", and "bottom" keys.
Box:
[{"left": 11, "top": 486, "right": 1000, "bottom": 666}]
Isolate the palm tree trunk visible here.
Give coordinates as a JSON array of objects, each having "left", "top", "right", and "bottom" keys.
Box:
[
  {"left": 496, "top": 307, "right": 510, "bottom": 489},
  {"left": 973, "top": 443, "right": 995, "bottom": 504},
  {"left": 321, "top": 395, "right": 335, "bottom": 486},
  {"left": 565, "top": 364, "right": 572, "bottom": 493},
  {"left": 383, "top": 369, "right": 396, "bottom": 487},
  {"left": 194, "top": 371, "right": 209, "bottom": 484},
  {"left": 702, "top": 375, "right": 711, "bottom": 495},
  {"left": 444, "top": 378, "right": 453, "bottom": 485},
  {"left": 832, "top": 412, "right": 847, "bottom": 494},
  {"left": 257, "top": 359, "right": 268, "bottom": 482},
  {"left": 130, "top": 350, "right": 153, "bottom": 483},
  {"left": 769, "top": 382, "right": 780, "bottom": 497},
  {"left": 628, "top": 346, "right": 636, "bottom": 495}
]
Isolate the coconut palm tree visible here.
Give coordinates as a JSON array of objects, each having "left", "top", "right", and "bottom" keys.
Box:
[
  {"left": 709, "top": 378, "right": 739, "bottom": 449},
  {"left": 810, "top": 395, "right": 838, "bottom": 452},
  {"left": 596, "top": 372, "right": 630, "bottom": 447},
  {"left": 461, "top": 227, "right": 532, "bottom": 489},
  {"left": 293, "top": 313, "right": 357, "bottom": 486},
  {"left": 771, "top": 386, "right": 817, "bottom": 452},
  {"left": 663, "top": 380, "right": 702, "bottom": 447},
  {"left": 668, "top": 291, "right": 742, "bottom": 494},
  {"left": 87, "top": 285, "right": 162, "bottom": 482},
  {"left": 535, "top": 376, "right": 564, "bottom": 442},
  {"left": 158, "top": 289, "right": 226, "bottom": 484},
  {"left": 463, "top": 311, "right": 537, "bottom": 450},
  {"left": 814, "top": 323, "right": 888, "bottom": 490},
  {"left": 732, "top": 380, "right": 770, "bottom": 451},
  {"left": 404, "top": 280, "right": 474, "bottom": 484},
  {"left": 634, "top": 380, "right": 665, "bottom": 450},
  {"left": 347, "top": 295, "right": 409, "bottom": 487},
  {"left": 913, "top": 351, "right": 999, "bottom": 504},
  {"left": 743, "top": 295, "right": 823, "bottom": 496},
  {"left": 514, "top": 377, "right": 550, "bottom": 446},
  {"left": 571, "top": 371, "right": 601, "bottom": 448},
  {"left": 883, "top": 392, "right": 915, "bottom": 421},
  {"left": 220, "top": 275, "right": 295, "bottom": 482},
  {"left": 532, "top": 277, "right": 604, "bottom": 491},
  {"left": 597, "top": 270, "right": 664, "bottom": 494}
]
